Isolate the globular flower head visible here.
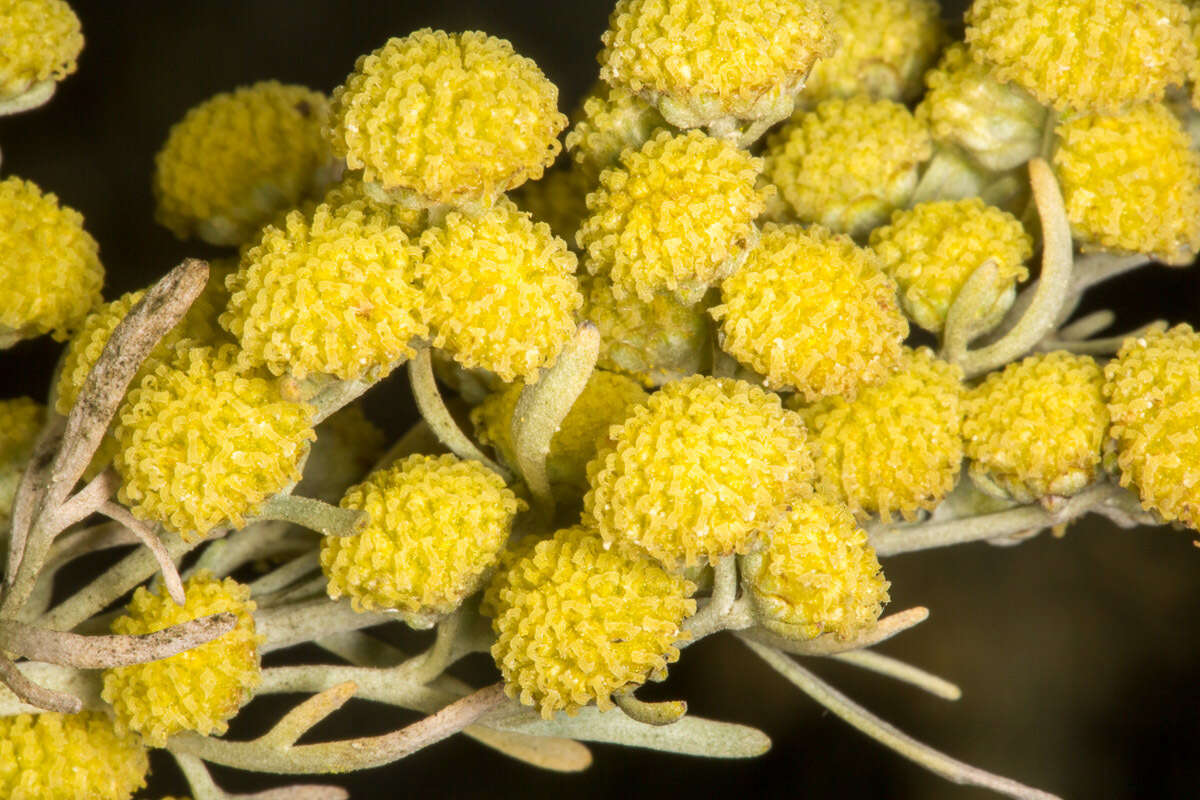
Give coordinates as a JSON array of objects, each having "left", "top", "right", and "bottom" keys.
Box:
[
  {"left": 599, "top": 0, "right": 835, "bottom": 132},
  {"left": 0, "top": 712, "right": 148, "bottom": 800},
  {"left": 489, "top": 525, "right": 696, "bottom": 718},
  {"left": 915, "top": 43, "right": 1047, "bottom": 172},
  {"left": 420, "top": 200, "right": 582, "bottom": 383},
  {"left": 114, "top": 344, "right": 316, "bottom": 540},
  {"left": 1104, "top": 324, "right": 1200, "bottom": 528},
  {"left": 577, "top": 130, "right": 767, "bottom": 303},
  {"left": 868, "top": 198, "right": 1031, "bottom": 333},
  {"left": 565, "top": 84, "right": 667, "bottom": 180},
  {"left": 223, "top": 199, "right": 427, "bottom": 381},
  {"left": 765, "top": 96, "right": 932, "bottom": 237},
  {"left": 0, "top": 0, "right": 83, "bottom": 101},
  {"left": 585, "top": 375, "right": 814, "bottom": 569},
  {"left": 328, "top": 29, "right": 566, "bottom": 207},
  {"left": 742, "top": 495, "right": 889, "bottom": 640},
  {"left": 322, "top": 454, "right": 523, "bottom": 619},
  {"left": 1053, "top": 104, "right": 1200, "bottom": 265},
  {"left": 712, "top": 224, "right": 907, "bottom": 400},
  {"left": 101, "top": 571, "right": 261, "bottom": 747},
  {"left": 0, "top": 176, "right": 103, "bottom": 341},
  {"left": 581, "top": 274, "right": 711, "bottom": 388},
  {"left": 153, "top": 81, "right": 334, "bottom": 245},
  {"left": 802, "top": 0, "right": 945, "bottom": 105},
  {"left": 472, "top": 369, "right": 649, "bottom": 493},
  {"left": 796, "top": 347, "right": 963, "bottom": 521},
  {"left": 964, "top": 0, "right": 1194, "bottom": 114},
  {"left": 964, "top": 352, "right": 1108, "bottom": 503}
]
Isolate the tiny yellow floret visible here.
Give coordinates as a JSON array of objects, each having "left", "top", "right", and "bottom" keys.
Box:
[
  {"left": 1053, "top": 104, "right": 1200, "bottom": 265},
  {"left": 321, "top": 454, "right": 524, "bottom": 618},
  {"left": 578, "top": 130, "right": 767, "bottom": 303},
  {"left": 101, "top": 571, "right": 262, "bottom": 747},
  {"left": 114, "top": 345, "right": 316, "bottom": 540},
  {"left": 585, "top": 375, "right": 813, "bottom": 569},
  {"left": 328, "top": 29, "right": 566, "bottom": 207},
  {"left": 868, "top": 198, "right": 1031, "bottom": 333},
  {"left": 765, "top": 96, "right": 932, "bottom": 237},
  {"left": 965, "top": 0, "right": 1194, "bottom": 114},
  {"left": 489, "top": 525, "right": 696, "bottom": 718},
  {"left": 964, "top": 352, "right": 1108, "bottom": 503},
  {"left": 742, "top": 495, "right": 889, "bottom": 641},
  {"left": 0, "top": 711, "right": 148, "bottom": 800},
  {"left": 0, "top": 0, "right": 83, "bottom": 101},
  {"left": 565, "top": 84, "right": 667, "bottom": 180},
  {"left": 153, "top": 81, "right": 333, "bottom": 245},
  {"left": 0, "top": 175, "right": 103, "bottom": 342}
]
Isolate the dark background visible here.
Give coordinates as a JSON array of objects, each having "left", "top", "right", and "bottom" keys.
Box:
[{"left": 3, "top": 2, "right": 1200, "bottom": 798}]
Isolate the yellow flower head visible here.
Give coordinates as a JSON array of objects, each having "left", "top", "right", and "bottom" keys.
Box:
[
  {"left": 0, "top": 397, "right": 44, "bottom": 528},
  {"left": 472, "top": 369, "right": 649, "bottom": 492},
  {"left": 802, "top": 0, "right": 945, "bottom": 105},
  {"left": 0, "top": 176, "right": 102, "bottom": 341},
  {"left": 585, "top": 375, "right": 814, "bottom": 569},
  {"left": 578, "top": 130, "right": 767, "bottom": 303},
  {"left": 114, "top": 344, "right": 316, "bottom": 540},
  {"left": 420, "top": 200, "right": 582, "bottom": 383},
  {"left": 796, "top": 347, "right": 963, "bottom": 521},
  {"left": 599, "top": 0, "right": 835, "bottom": 131},
  {"left": 565, "top": 84, "right": 667, "bottom": 179},
  {"left": 153, "top": 81, "right": 333, "bottom": 245},
  {"left": 223, "top": 200, "right": 427, "bottom": 381},
  {"left": 868, "top": 198, "right": 1031, "bottom": 333},
  {"left": 321, "top": 454, "right": 524, "bottom": 618},
  {"left": 765, "top": 96, "right": 932, "bottom": 237},
  {"left": 489, "top": 525, "right": 696, "bottom": 718},
  {"left": 0, "top": 0, "right": 83, "bottom": 100},
  {"left": 1053, "top": 104, "right": 1200, "bottom": 265},
  {"left": 101, "top": 571, "right": 262, "bottom": 747},
  {"left": 328, "top": 29, "right": 566, "bottom": 207},
  {"left": 964, "top": 352, "right": 1108, "bottom": 503},
  {"left": 320, "top": 173, "right": 425, "bottom": 235},
  {"left": 914, "top": 43, "right": 1047, "bottom": 172},
  {"left": 712, "top": 224, "right": 907, "bottom": 400},
  {"left": 0, "top": 712, "right": 148, "bottom": 800},
  {"left": 581, "top": 274, "right": 711, "bottom": 388},
  {"left": 964, "top": 0, "right": 1194, "bottom": 114},
  {"left": 742, "top": 495, "right": 889, "bottom": 641},
  {"left": 1104, "top": 324, "right": 1200, "bottom": 528}
]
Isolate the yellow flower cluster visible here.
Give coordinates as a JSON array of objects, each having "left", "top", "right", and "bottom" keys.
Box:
[
  {"left": 0, "top": 0, "right": 83, "bottom": 100},
  {"left": 328, "top": 29, "right": 566, "bottom": 207},
  {"left": 868, "top": 198, "right": 1031, "bottom": 333},
  {"left": 421, "top": 200, "right": 582, "bottom": 382},
  {"left": 0, "top": 176, "right": 102, "bottom": 341},
  {"left": 1104, "top": 325, "right": 1200, "bottom": 529},
  {"left": 599, "top": 0, "right": 835, "bottom": 130},
  {"left": 0, "top": 712, "right": 148, "bottom": 800},
  {"left": 964, "top": 0, "right": 1194, "bottom": 114},
  {"left": 578, "top": 130, "right": 767, "bottom": 303},
  {"left": 1053, "top": 104, "right": 1200, "bottom": 265},
  {"left": 712, "top": 223, "right": 907, "bottom": 400},
  {"left": 472, "top": 369, "right": 648, "bottom": 492},
  {"left": 964, "top": 352, "right": 1108, "bottom": 503},
  {"left": 765, "top": 96, "right": 932, "bottom": 236},
  {"left": 565, "top": 84, "right": 666, "bottom": 179},
  {"left": 802, "top": 0, "right": 944, "bottom": 105},
  {"left": 796, "top": 347, "right": 963, "bottom": 521},
  {"left": 742, "top": 495, "right": 889, "bottom": 641},
  {"left": 489, "top": 525, "right": 695, "bottom": 718},
  {"left": 102, "top": 571, "right": 262, "bottom": 747},
  {"left": 321, "top": 454, "right": 524, "bottom": 617},
  {"left": 585, "top": 376, "right": 813, "bottom": 569},
  {"left": 223, "top": 199, "right": 427, "bottom": 381},
  {"left": 581, "top": 274, "right": 710, "bottom": 387},
  {"left": 153, "top": 81, "right": 333, "bottom": 245},
  {"left": 114, "top": 345, "right": 316, "bottom": 539}
]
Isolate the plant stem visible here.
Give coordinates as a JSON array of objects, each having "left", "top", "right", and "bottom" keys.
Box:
[
  {"left": 831, "top": 650, "right": 961, "bottom": 701},
  {"left": 0, "top": 613, "right": 234, "bottom": 668},
  {"left": 742, "top": 606, "right": 930, "bottom": 656},
  {"left": 256, "top": 494, "right": 366, "bottom": 538}
]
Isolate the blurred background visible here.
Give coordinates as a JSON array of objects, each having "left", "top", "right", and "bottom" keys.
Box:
[{"left": 2, "top": 1, "right": 1200, "bottom": 797}]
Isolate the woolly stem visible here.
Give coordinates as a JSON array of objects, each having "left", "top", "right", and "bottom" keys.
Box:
[
  {"left": 395, "top": 608, "right": 464, "bottom": 685},
  {"left": 256, "top": 494, "right": 366, "bottom": 538},
  {"left": 173, "top": 752, "right": 350, "bottom": 800},
  {"left": 0, "top": 613, "right": 235, "bottom": 668},
  {"left": 682, "top": 557, "right": 748, "bottom": 640},
  {"left": 1038, "top": 321, "right": 1165, "bottom": 356},
  {"left": 408, "top": 348, "right": 510, "bottom": 480},
  {"left": 740, "top": 638, "right": 1060, "bottom": 800},
  {"left": 99, "top": 501, "right": 186, "bottom": 605},
  {"left": 831, "top": 650, "right": 962, "bottom": 701},
  {"left": 1054, "top": 309, "right": 1115, "bottom": 342},
  {"left": 0, "top": 663, "right": 101, "bottom": 716},
  {"left": 4, "top": 413, "right": 66, "bottom": 589},
  {"left": 742, "top": 606, "right": 930, "bottom": 657},
  {"left": 257, "top": 597, "right": 390, "bottom": 653},
  {"left": 0, "top": 653, "right": 82, "bottom": 713},
  {"left": 260, "top": 681, "right": 358, "bottom": 749},
  {"left": 249, "top": 552, "right": 321, "bottom": 599},
  {"left": 941, "top": 259, "right": 1000, "bottom": 363}
]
